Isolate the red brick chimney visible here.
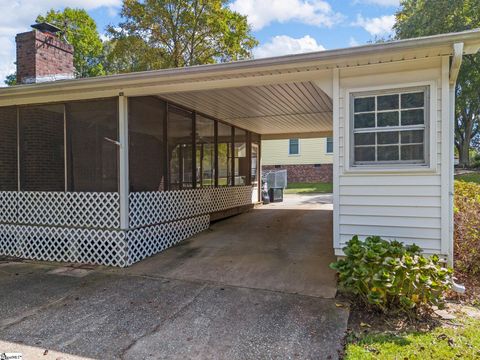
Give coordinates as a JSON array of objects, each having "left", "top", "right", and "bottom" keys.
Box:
[{"left": 16, "top": 23, "right": 75, "bottom": 84}]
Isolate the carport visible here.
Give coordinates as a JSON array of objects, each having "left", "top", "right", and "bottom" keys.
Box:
[{"left": 1, "top": 29, "right": 480, "bottom": 270}]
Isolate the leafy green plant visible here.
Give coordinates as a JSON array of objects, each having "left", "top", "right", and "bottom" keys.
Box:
[
  {"left": 454, "top": 180, "right": 480, "bottom": 275},
  {"left": 330, "top": 236, "right": 452, "bottom": 314}
]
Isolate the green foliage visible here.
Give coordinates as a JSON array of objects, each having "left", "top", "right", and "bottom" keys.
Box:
[
  {"left": 37, "top": 8, "right": 105, "bottom": 78},
  {"left": 394, "top": 0, "right": 480, "bottom": 167},
  {"left": 330, "top": 236, "right": 452, "bottom": 314},
  {"left": 4, "top": 73, "right": 16, "bottom": 86},
  {"left": 454, "top": 180, "right": 480, "bottom": 274},
  {"left": 455, "top": 171, "right": 480, "bottom": 184},
  {"left": 106, "top": 0, "right": 258, "bottom": 73}
]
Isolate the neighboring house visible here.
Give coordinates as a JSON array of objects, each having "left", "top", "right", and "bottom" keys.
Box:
[
  {"left": 0, "top": 23, "right": 478, "bottom": 268},
  {"left": 262, "top": 137, "right": 333, "bottom": 183}
]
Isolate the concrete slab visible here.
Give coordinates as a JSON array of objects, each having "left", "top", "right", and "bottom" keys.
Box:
[
  {"left": 123, "top": 194, "right": 337, "bottom": 298},
  {"left": 0, "top": 263, "right": 348, "bottom": 360}
]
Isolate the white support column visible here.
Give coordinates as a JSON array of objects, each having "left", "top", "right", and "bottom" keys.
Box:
[
  {"left": 332, "top": 68, "right": 340, "bottom": 251},
  {"left": 119, "top": 94, "right": 129, "bottom": 230}
]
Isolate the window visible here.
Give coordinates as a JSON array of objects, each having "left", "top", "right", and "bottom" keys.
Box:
[
  {"left": 0, "top": 107, "right": 18, "bottom": 191},
  {"left": 251, "top": 133, "right": 260, "bottom": 187},
  {"left": 168, "top": 106, "right": 194, "bottom": 190},
  {"left": 217, "top": 122, "right": 233, "bottom": 186},
  {"left": 19, "top": 104, "right": 65, "bottom": 191},
  {"left": 351, "top": 87, "right": 428, "bottom": 166},
  {"left": 129, "top": 97, "right": 165, "bottom": 192},
  {"left": 289, "top": 139, "right": 299, "bottom": 155},
  {"left": 196, "top": 115, "right": 215, "bottom": 187},
  {"left": 326, "top": 137, "right": 333, "bottom": 154},
  {"left": 67, "top": 98, "right": 119, "bottom": 192},
  {"left": 234, "top": 128, "right": 248, "bottom": 186}
]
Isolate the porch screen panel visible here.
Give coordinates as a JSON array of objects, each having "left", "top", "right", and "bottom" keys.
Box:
[
  {"left": 168, "top": 106, "right": 193, "bottom": 190},
  {"left": 234, "top": 128, "right": 248, "bottom": 186},
  {"left": 66, "top": 98, "right": 118, "bottom": 192},
  {"left": 217, "top": 122, "right": 233, "bottom": 186},
  {"left": 129, "top": 97, "right": 165, "bottom": 192},
  {"left": 251, "top": 133, "right": 260, "bottom": 188},
  {"left": 0, "top": 107, "right": 18, "bottom": 191},
  {"left": 196, "top": 115, "right": 215, "bottom": 187},
  {"left": 19, "top": 105, "right": 65, "bottom": 191}
]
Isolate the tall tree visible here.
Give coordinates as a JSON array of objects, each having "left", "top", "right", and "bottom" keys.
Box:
[
  {"left": 4, "top": 73, "right": 16, "bottom": 86},
  {"left": 37, "top": 8, "right": 105, "bottom": 78},
  {"left": 394, "top": 0, "right": 480, "bottom": 166},
  {"left": 106, "top": 0, "right": 258, "bottom": 73}
]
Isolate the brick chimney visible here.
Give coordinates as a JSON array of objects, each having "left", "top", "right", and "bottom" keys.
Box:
[{"left": 16, "top": 23, "right": 75, "bottom": 84}]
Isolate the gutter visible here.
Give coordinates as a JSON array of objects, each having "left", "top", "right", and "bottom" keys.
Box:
[{"left": 449, "top": 42, "right": 465, "bottom": 294}]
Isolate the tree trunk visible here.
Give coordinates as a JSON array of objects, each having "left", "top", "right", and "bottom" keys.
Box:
[{"left": 459, "top": 139, "right": 470, "bottom": 167}]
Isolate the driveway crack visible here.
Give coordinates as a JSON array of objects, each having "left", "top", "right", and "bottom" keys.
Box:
[{"left": 119, "top": 283, "right": 208, "bottom": 359}]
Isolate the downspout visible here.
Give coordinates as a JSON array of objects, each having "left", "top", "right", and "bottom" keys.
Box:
[{"left": 449, "top": 43, "right": 464, "bottom": 293}]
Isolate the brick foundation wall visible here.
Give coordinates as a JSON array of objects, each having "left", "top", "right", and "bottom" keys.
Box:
[{"left": 262, "top": 164, "right": 333, "bottom": 183}]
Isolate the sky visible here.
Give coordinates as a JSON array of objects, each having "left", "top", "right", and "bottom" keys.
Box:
[{"left": 0, "top": 0, "right": 401, "bottom": 84}]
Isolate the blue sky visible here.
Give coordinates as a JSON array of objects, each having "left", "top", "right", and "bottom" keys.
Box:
[{"left": 0, "top": 0, "right": 400, "bottom": 83}]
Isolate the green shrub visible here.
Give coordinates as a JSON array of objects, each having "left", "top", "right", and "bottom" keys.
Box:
[
  {"left": 454, "top": 180, "right": 480, "bottom": 275},
  {"left": 330, "top": 236, "right": 452, "bottom": 314}
]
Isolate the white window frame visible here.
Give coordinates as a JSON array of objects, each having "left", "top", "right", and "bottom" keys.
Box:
[
  {"left": 325, "top": 137, "right": 333, "bottom": 154},
  {"left": 344, "top": 81, "right": 437, "bottom": 174},
  {"left": 288, "top": 138, "right": 300, "bottom": 156}
]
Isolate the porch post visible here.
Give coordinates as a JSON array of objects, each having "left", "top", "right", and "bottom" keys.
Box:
[{"left": 119, "top": 94, "right": 129, "bottom": 230}]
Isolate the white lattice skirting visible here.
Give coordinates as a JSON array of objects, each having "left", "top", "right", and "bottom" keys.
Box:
[{"left": 0, "top": 187, "right": 253, "bottom": 267}]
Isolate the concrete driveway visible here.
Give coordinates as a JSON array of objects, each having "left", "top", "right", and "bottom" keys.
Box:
[{"left": 0, "top": 194, "right": 349, "bottom": 360}]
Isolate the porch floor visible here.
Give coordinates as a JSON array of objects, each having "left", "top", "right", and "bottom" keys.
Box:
[{"left": 123, "top": 193, "right": 337, "bottom": 298}]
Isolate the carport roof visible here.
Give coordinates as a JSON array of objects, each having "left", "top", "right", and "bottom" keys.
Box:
[{"left": 1, "top": 29, "right": 480, "bottom": 137}]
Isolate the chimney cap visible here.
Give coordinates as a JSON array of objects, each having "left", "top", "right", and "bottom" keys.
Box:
[{"left": 31, "top": 22, "right": 62, "bottom": 34}]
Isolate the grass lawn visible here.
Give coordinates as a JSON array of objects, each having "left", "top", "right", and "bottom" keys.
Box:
[
  {"left": 284, "top": 182, "right": 333, "bottom": 194},
  {"left": 345, "top": 308, "right": 480, "bottom": 359},
  {"left": 455, "top": 171, "right": 480, "bottom": 184}
]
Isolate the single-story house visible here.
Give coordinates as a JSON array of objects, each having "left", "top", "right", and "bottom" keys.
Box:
[
  {"left": 1, "top": 24, "right": 479, "bottom": 267},
  {"left": 262, "top": 137, "right": 333, "bottom": 183}
]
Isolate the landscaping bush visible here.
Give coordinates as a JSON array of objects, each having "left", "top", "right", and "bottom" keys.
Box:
[
  {"left": 330, "top": 236, "right": 452, "bottom": 314},
  {"left": 454, "top": 180, "right": 480, "bottom": 275}
]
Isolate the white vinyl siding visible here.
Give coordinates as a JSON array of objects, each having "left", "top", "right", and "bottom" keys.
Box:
[{"left": 334, "top": 58, "right": 448, "bottom": 257}]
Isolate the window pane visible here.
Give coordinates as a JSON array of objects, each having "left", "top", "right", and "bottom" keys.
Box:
[
  {"left": 66, "top": 99, "right": 118, "bottom": 193},
  {"left": 401, "top": 109, "right": 424, "bottom": 126},
  {"left": 401, "top": 144, "right": 424, "bottom": 161},
  {"left": 377, "top": 146, "right": 399, "bottom": 161},
  {"left": 289, "top": 139, "right": 299, "bottom": 154},
  {"left": 354, "top": 113, "right": 375, "bottom": 128},
  {"left": 377, "top": 131, "right": 399, "bottom": 145},
  {"left": 377, "top": 111, "right": 399, "bottom": 127},
  {"left": 218, "top": 122, "right": 232, "bottom": 186},
  {"left": 401, "top": 130, "right": 424, "bottom": 144},
  {"left": 377, "top": 95, "right": 398, "bottom": 111},
  {"left": 401, "top": 92, "right": 424, "bottom": 108},
  {"left": 354, "top": 132, "right": 375, "bottom": 145},
  {"left": 354, "top": 97, "right": 375, "bottom": 112},
  {"left": 196, "top": 115, "right": 215, "bottom": 187},
  {"left": 129, "top": 97, "right": 164, "bottom": 192},
  {"left": 234, "top": 128, "right": 248, "bottom": 186},
  {"left": 20, "top": 105, "right": 65, "bottom": 191},
  {"left": 326, "top": 137, "right": 333, "bottom": 153},
  {"left": 168, "top": 106, "right": 193, "bottom": 190},
  {"left": 355, "top": 147, "right": 375, "bottom": 162},
  {"left": 0, "top": 107, "right": 18, "bottom": 191}
]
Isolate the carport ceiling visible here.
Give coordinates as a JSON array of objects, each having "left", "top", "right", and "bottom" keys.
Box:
[{"left": 160, "top": 81, "right": 332, "bottom": 137}]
